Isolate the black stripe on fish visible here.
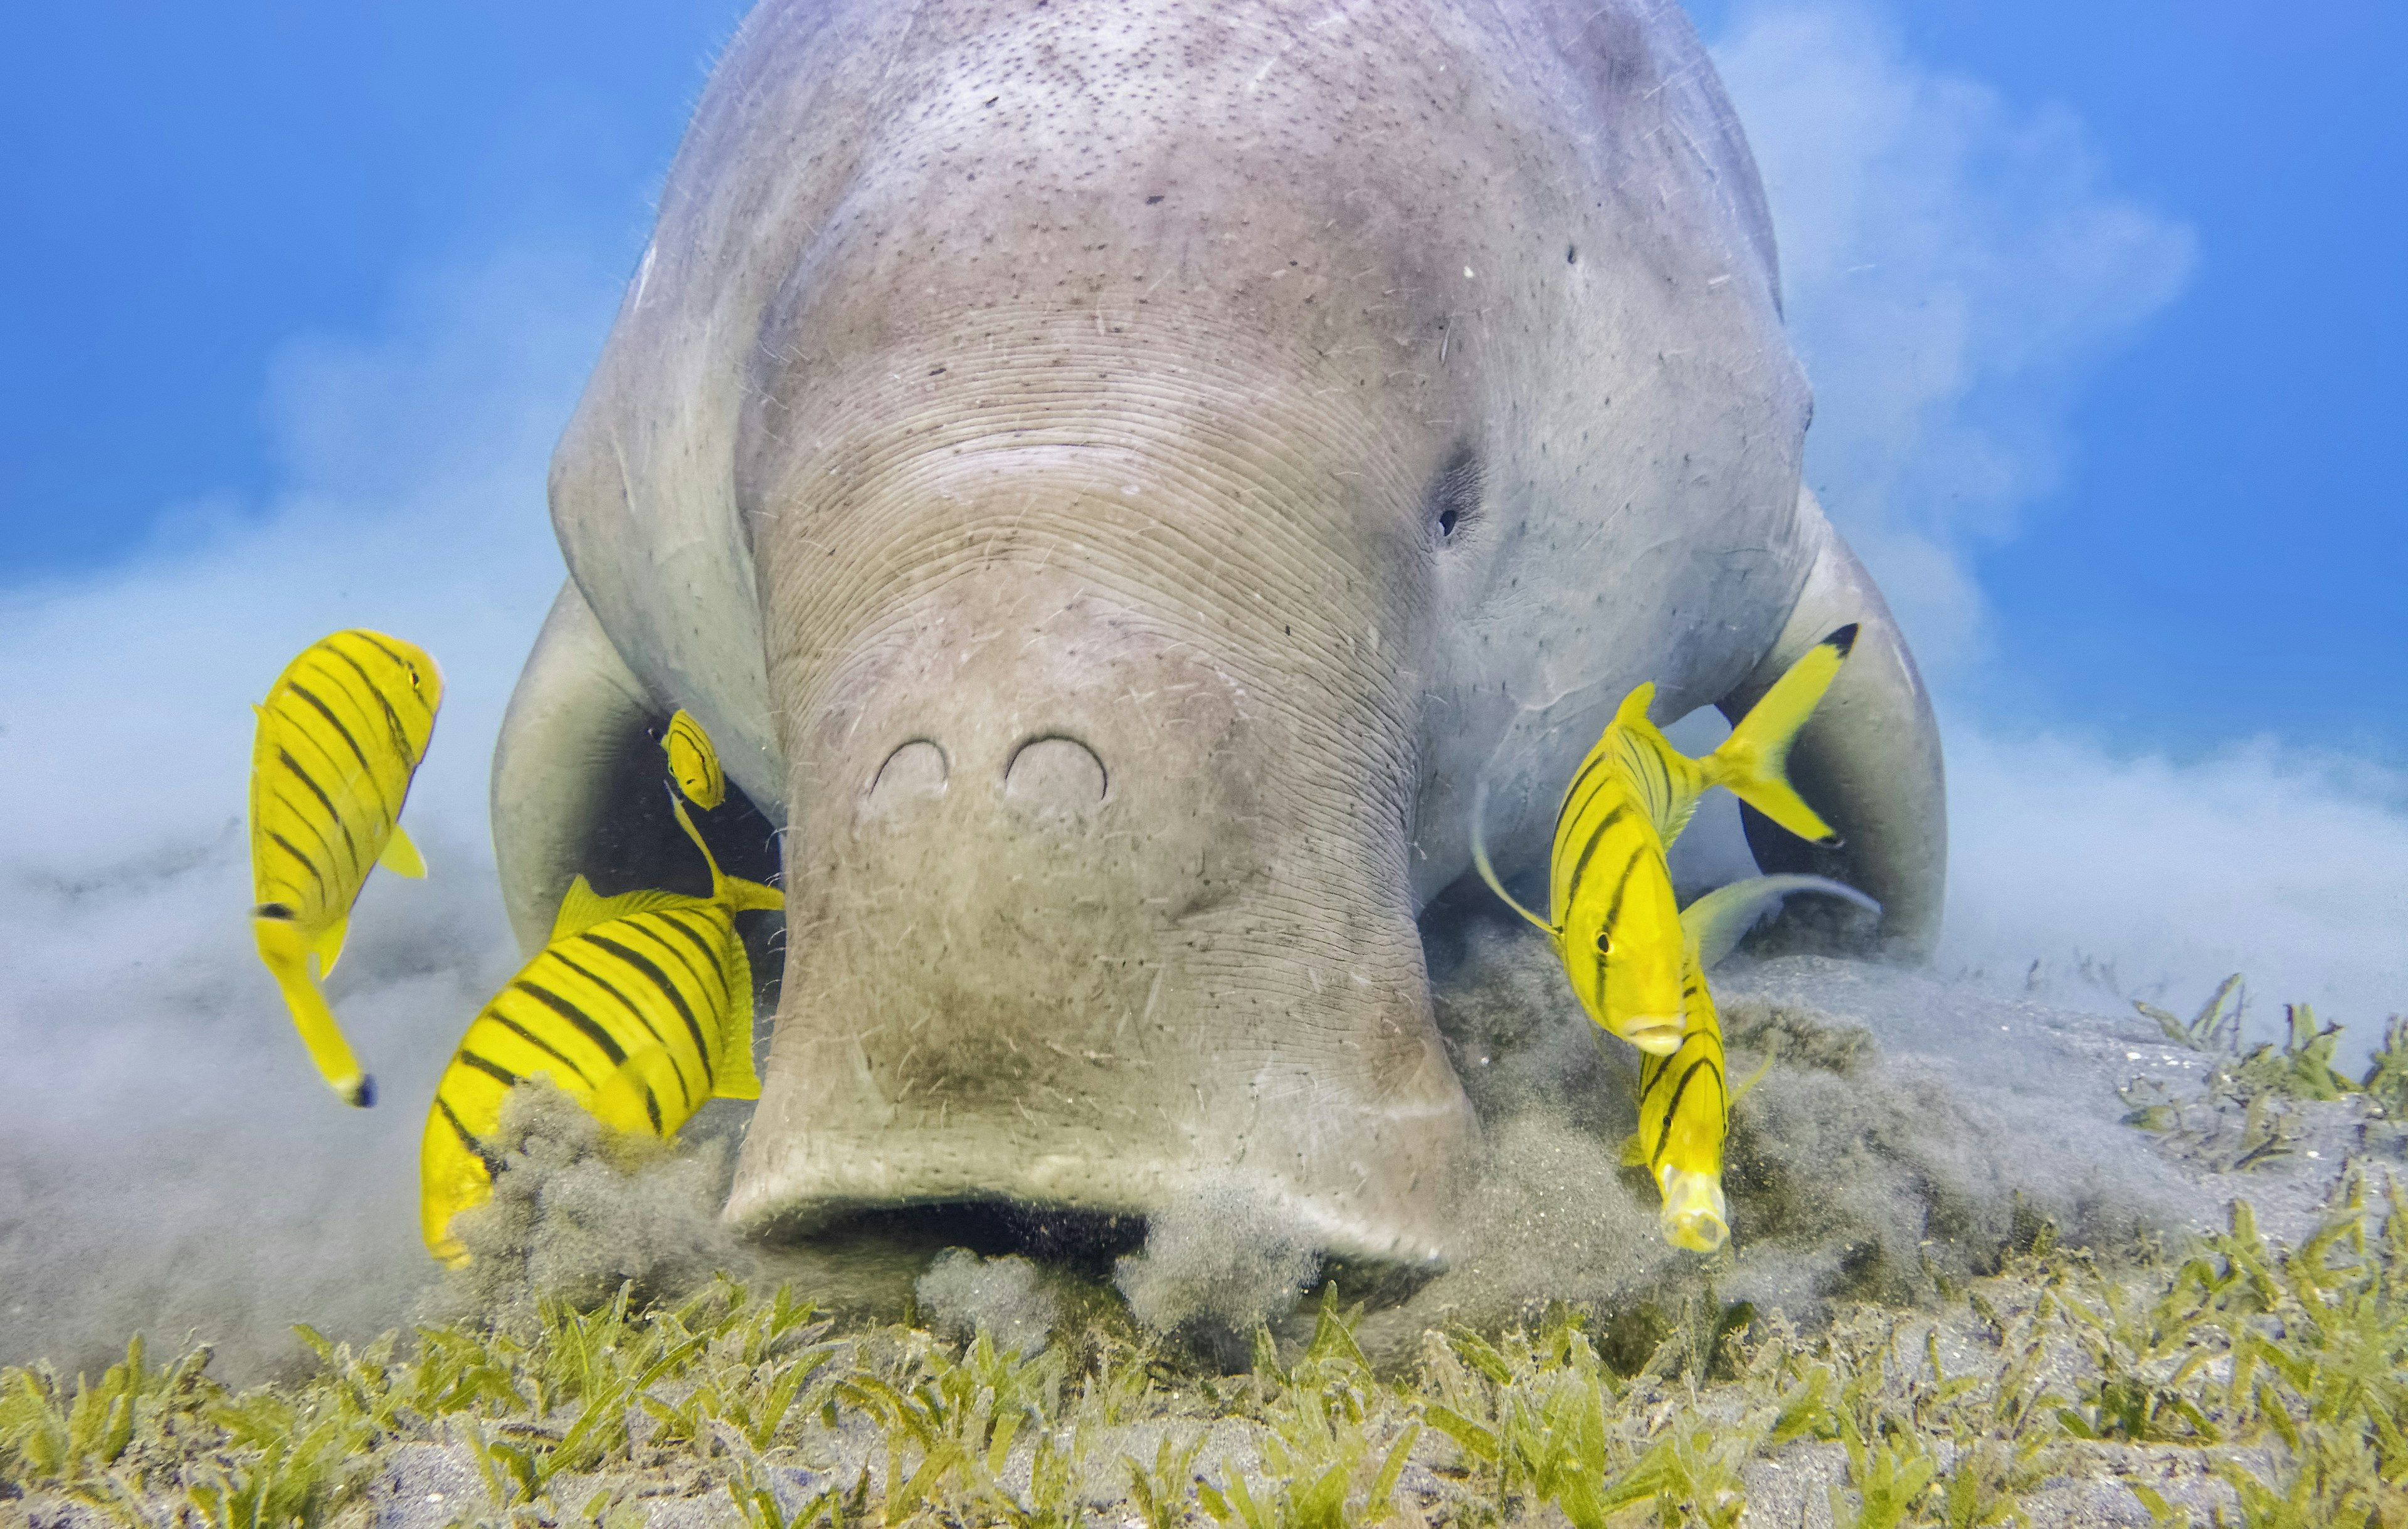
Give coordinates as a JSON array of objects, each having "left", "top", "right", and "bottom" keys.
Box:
[
  {"left": 579, "top": 933, "right": 710, "bottom": 1081},
  {"left": 268, "top": 831, "right": 328, "bottom": 898},
  {"left": 352, "top": 629, "right": 415, "bottom": 675},
  {"left": 457, "top": 1050, "right": 520, "bottom": 1088},
  {"left": 511, "top": 980, "right": 628, "bottom": 1067},
  {"left": 436, "top": 1095, "right": 502, "bottom": 1175},
  {"left": 1555, "top": 749, "right": 1613, "bottom": 827},
  {"left": 1598, "top": 841, "right": 1645, "bottom": 933},
  {"left": 1565, "top": 800, "right": 1634, "bottom": 908},
  {"left": 553, "top": 947, "right": 699, "bottom": 1107},
  {"left": 368, "top": 641, "right": 435, "bottom": 729},
  {"left": 325, "top": 643, "right": 414, "bottom": 755},
  {"left": 644, "top": 1086, "right": 663, "bottom": 1134},
  {"left": 1650, "top": 1056, "right": 1724, "bottom": 1169},
  {"left": 1589, "top": 842, "right": 1645, "bottom": 1011},
  {"left": 277, "top": 750, "right": 360, "bottom": 871},
  {"left": 487, "top": 1014, "right": 599, "bottom": 1088},
  {"left": 309, "top": 649, "right": 396, "bottom": 757},
  {"left": 638, "top": 910, "right": 732, "bottom": 1007},
  {"left": 269, "top": 782, "right": 350, "bottom": 888},
  {"left": 285, "top": 680, "right": 374, "bottom": 780}
]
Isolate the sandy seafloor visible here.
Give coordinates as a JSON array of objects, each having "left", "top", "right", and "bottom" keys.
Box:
[{"left": 6, "top": 932, "right": 2403, "bottom": 1528}]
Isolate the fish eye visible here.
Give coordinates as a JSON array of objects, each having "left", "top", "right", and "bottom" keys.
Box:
[{"left": 1593, "top": 928, "right": 1611, "bottom": 955}]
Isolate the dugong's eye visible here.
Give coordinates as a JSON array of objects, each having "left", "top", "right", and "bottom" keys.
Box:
[
  {"left": 1593, "top": 929, "right": 1612, "bottom": 955},
  {"left": 1425, "top": 447, "right": 1482, "bottom": 544}
]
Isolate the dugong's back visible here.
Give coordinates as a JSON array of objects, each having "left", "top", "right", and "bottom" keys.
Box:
[{"left": 506, "top": 0, "right": 1946, "bottom": 1264}]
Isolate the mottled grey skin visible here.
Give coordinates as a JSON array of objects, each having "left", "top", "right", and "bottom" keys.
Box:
[{"left": 494, "top": 0, "right": 1945, "bottom": 1264}]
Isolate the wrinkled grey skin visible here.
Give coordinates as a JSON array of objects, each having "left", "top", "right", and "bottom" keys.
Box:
[{"left": 493, "top": 0, "right": 1945, "bottom": 1266}]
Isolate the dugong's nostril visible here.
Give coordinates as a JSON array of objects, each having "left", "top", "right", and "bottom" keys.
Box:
[
  {"left": 867, "top": 739, "right": 948, "bottom": 814},
  {"left": 1004, "top": 735, "right": 1107, "bottom": 817}
]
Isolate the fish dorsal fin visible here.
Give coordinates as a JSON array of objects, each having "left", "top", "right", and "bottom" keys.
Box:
[
  {"left": 377, "top": 824, "right": 426, "bottom": 879},
  {"left": 1615, "top": 681, "right": 1659, "bottom": 731},
  {"left": 1680, "top": 874, "right": 1881, "bottom": 972},
  {"left": 312, "top": 913, "right": 349, "bottom": 979},
  {"left": 589, "top": 1043, "right": 679, "bottom": 1137},
  {"left": 550, "top": 876, "right": 702, "bottom": 940}
]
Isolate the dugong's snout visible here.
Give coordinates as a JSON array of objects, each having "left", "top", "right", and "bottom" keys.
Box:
[{"left": 727, "top": 562, "right": 1478, "bottom": 1266}]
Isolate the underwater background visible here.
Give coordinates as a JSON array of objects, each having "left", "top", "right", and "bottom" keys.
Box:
[{"left": 1, "top": 3, "right": 2402, "bottom": 1524}]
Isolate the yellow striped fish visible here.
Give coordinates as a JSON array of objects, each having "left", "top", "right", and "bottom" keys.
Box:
[
  {"left": 419, "top": 795, "right": 782, "bottom": 1265},
  {"left": 1624, "top": 874, "right": 1879, "bottom": 1251},
  {"left": 1472, "top": 624, "right": 1860, "bottom": 1056},
  {"left": 249, "top": 629, "right": 442, "bottom": 1108},
  {"left": 662, "top": 708, "right": 726, "bottom": 809}
]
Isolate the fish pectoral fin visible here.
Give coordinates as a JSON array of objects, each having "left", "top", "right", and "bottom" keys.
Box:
[
  {"left": 1619, "top": 1132, "right": 1647, "bottom": 1169},
  {"left": 591, "top": 1044, "right": 677, "bottom": 1137},
  {"left": 311, "top": 913, "right": 350, "bottom": 979},
  {"left": 378, "top": 824, "right": 427, "bottom": 879},
  {"left": 1680, "top": 875, "right": 1881, "bottom": 971},
  {"left": 550, "top": 876, "right": 700, "bottom": 940}
]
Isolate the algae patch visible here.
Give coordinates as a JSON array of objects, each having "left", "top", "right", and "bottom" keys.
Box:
[{"left": 10, "top": 1165, "right": 2408, "bottom": 1528}]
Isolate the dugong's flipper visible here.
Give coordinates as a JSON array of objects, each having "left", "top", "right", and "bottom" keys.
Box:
[
  {"left": 1717, "top": 490, "right": 1946, "bottom": 957},
  {"left": 491, "top": 580, "right": 659, "bottom": 955}
]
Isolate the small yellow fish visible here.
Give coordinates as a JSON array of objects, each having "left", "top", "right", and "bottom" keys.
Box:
[
  {"left": 1474, "top": 624, "right": 1859, "bottom": 1056},
  {"left": 249, "top": 629, "right": 442, "bottom": 1107},
  {"left": 662, "top": 708, "right": 726, "bottom": 810},
  {"left": 1623, "top": 874, "right": 1880, "bottom": 1251},
  {"left": 419, "top": 792, "right": 782, "bottom": 1265}
]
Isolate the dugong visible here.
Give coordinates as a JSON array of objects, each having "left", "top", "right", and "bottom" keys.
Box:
[{"left": 492, "top": 0, "right": 1945, "bottom": 1266}]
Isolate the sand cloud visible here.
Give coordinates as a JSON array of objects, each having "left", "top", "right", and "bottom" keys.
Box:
[{"left": 0, "top": 244, "right": 618, "bottom": 1373}]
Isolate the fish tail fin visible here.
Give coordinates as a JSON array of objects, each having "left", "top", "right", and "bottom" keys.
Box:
[
  {"left": 1469, "top": 778, "right": 1556, "bottom": 935},
  {"left": 254, "top": 912, "right": 373, "bottom": 1107},
  {"left": 1681, "top": 873, "right": 1881, "bottom": 972},
  {"left": 1703, "top": 624, "right": 1858, "bottom": 845}
]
